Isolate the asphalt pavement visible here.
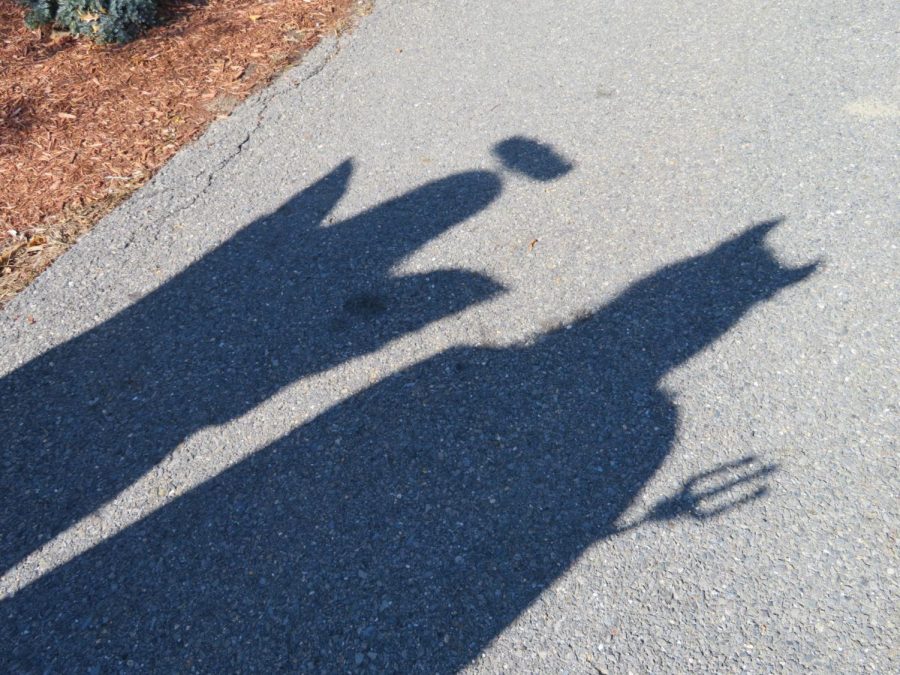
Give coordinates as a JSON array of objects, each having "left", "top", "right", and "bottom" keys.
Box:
[{"left": 1, "top": 0, "right": 897, "bottom": 671}]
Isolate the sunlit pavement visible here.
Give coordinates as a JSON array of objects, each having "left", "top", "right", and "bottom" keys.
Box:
[{"left": 1, "top": 1, "right": 897, "bottom": 671}]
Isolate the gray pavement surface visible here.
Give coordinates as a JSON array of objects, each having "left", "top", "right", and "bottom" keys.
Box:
[{"left": 1, "top": 0, "right": 898, "bottom": 671}]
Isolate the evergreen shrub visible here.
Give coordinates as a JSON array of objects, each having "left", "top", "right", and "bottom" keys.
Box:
[{"left": 20, "top": 0, "right": 159, "bottom": 43}]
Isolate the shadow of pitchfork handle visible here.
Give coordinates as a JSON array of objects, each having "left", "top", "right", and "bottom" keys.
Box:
[{"left": 613, "top": 455, "right": 777, "bottom": 534}]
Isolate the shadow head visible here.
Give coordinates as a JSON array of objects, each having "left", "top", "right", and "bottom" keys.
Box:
[
  {"left": 648, "top": 217, "right": 821, "bottom": 371},
  {"left": 492, "top": 137, "right": 573, "bottom": 181},
  {"left": 719, "top": 218, "right": 820, "bottom": 298}
]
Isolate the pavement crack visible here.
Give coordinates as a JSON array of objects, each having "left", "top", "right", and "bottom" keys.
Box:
[
  {"left": 152, "top": 38, "right": 341, "bottom": 227},
  {"left": 116, "top": 35, "right": 345, "bottom": 255}
]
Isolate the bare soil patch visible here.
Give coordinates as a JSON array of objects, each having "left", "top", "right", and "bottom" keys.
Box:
[{"left": 1, "top": 0, "right": 365, "bottom": 305}]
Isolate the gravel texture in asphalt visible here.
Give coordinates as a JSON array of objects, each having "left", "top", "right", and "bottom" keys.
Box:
[{"left": 1, "top": 0, "right": 898, "bottom": 672}]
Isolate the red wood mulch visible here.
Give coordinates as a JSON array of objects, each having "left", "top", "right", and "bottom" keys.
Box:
[{"left": 0, "top": 0, "right": 364, "bottom": 305}]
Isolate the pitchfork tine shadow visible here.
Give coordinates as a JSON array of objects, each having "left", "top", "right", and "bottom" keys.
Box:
[{"left": 615, "top": 456, "right": 779, "bottom": 534}]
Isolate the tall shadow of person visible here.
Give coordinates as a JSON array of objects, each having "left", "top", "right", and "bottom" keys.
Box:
[
  {"left": 1, "top": 220, "right": 816, "bottom": 672},
  {"left": 0, "top": 138, "right": 572, "bottom": 574}
]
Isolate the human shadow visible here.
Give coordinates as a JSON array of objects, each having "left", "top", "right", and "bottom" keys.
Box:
[
  {"left": 1, "top": 220, "right": 816, "bottom": 672},
  {"left": 0, "top": 137, "right": 572, "bottom": 574}
]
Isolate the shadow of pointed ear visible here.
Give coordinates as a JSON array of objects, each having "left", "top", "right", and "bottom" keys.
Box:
[
  {"left": 272, "top": 159, "right": 354, "bottom": 228},
  {"left": 492, "top": 137, "right": 573, "bottom": 181},
  {"left": 743, "top": 217, "right": 784, "bottom": 241},
  {"left": 783, "top": 260, "right": 820, "bottom": 284},
  {"left": 724, "top": 217, "right": 821, "bottom": 288}
]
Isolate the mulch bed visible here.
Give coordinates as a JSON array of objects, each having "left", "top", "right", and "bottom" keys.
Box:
[{"left": 0, "top": 0, "right": 363, "bottom": 305}]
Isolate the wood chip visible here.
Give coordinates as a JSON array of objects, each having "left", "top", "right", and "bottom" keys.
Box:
[{"left": 0, "top": 0, "right": 358, "bottom": 305}]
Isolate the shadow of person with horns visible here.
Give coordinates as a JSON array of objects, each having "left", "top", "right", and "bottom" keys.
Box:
[
  {"left": 1, "top": 219, "right": 816, "bottom": 672},
  {"left": 0, "top": 137, "right": 573, "bottom": 575}
]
